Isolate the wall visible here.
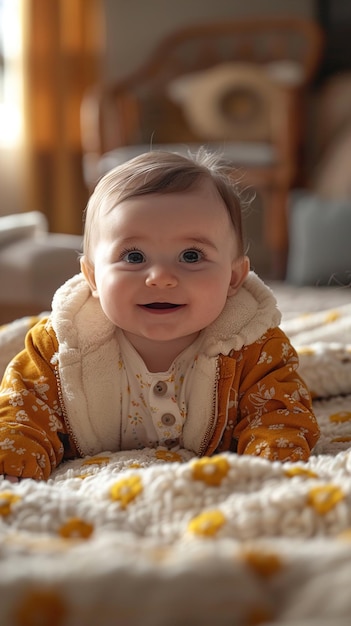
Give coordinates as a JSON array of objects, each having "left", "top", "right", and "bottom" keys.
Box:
[{"left": 103, "top": 0, "right": 316, "bottom": 81}]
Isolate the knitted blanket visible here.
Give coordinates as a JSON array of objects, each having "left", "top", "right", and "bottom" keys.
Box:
[{"left": 0, "top": 304, "right": 351, "bottom": 626}]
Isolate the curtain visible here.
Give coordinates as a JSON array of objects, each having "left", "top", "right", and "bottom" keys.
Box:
[{"left": 22, "top": 0, "right": 104, "bottom": 234}]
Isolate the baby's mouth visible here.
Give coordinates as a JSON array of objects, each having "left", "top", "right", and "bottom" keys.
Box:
[{"left": 143, "top": 302, "right": 181, "bottom": 310}]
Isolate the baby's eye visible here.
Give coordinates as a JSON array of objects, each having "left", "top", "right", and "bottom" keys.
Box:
[
  {"left": 122, "top": 249, "right": 145, "bottom": 264},
  {"left": 179, "top": 249, "right": 204, "bottom": 263}
]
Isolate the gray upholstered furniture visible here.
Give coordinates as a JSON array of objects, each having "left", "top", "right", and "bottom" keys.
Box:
[{"left": 0, "top": 211, "right": 82, "bottom": 324}]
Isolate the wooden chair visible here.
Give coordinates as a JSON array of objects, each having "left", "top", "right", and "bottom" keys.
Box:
[{"left": 81, "top": 17, "right": 324, "bottom": 278}]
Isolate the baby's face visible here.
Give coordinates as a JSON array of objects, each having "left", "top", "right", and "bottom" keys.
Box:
[{"left": 82, "top": 181, "right": 249, "bottom": 355}]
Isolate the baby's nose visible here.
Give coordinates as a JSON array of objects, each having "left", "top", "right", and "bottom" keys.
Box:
[{"left": 145, "top": 265, "right": 178, "bottom": 288}]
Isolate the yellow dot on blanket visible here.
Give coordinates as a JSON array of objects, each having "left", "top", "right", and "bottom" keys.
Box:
[
  {"left": 307, "top": 484, "right": 345, "bottom": 514},
  {"left": 241, "top": 549, "right": 283, "bottom": 578},
  {"left": 14, "top": 588, "right": 67, "bottom": 626},
  {"left": 0, "top": 492, "right": 20, "bottom": 516},
  {"left": 324, "top": 310, "right": 340, "bottom": 323},
  {"left": 191, "top": 456, "right": 230, "bottom": 486},
  {"left": 81, "top": 456, "right": 110, "bottom": 466},
  {"left": 329, "top": 411, "right": 351, "bottom": 423},
  {"left": 284, "top": 467, "right": 318, "bottom": 479},
  {"left": 110, "top": 475, "right": 143, "bottom": 508},
  {"left": 188, "top": 509, "right": 226, "bottom": 536},
  {"left": 58, "top": 517, "right": 94, "bottom": 540},
  {"left": 155, "top": 450, "right": 183, "bottom": 463}
]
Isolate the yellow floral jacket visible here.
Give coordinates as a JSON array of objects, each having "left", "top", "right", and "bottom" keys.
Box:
[{"left": 0, "top": 273, "right": 319, "bottom": 479}]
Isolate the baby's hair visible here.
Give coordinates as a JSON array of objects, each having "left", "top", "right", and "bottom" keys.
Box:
[{"left": 83, "top": 148, "right": 246, "bottom": 263}]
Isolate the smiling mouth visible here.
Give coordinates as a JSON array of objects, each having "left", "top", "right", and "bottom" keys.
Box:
[{"left": 143, "top": 302, "right": 182, "bottom": 310}]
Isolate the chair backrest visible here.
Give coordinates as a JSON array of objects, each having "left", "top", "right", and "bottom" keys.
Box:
[{"left": 81, "top": 17, "right": 324, "bottom": 170}]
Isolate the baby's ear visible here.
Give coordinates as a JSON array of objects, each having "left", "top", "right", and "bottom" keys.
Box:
[
  {"left": 228, "top": 256, "right": 250, "bottom": 297},
  {"left": 80, "top": 256, "right": 98, "bottom": 297}
]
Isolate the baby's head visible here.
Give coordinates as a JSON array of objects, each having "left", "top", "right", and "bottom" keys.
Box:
[
  {"left": 80, "top": 149, "right": 250, "bottom": 359},
  {"left": 82, "top": 149, "right": 247, "bottom": 266}
]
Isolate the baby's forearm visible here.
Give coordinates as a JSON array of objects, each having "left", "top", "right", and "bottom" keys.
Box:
[{"left": 0, "top": 419, "right": 65, "bottom": 480}]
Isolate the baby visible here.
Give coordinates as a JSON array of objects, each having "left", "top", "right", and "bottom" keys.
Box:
[{"left": 0, "top": 150, "right": 319, "bottom": 480}]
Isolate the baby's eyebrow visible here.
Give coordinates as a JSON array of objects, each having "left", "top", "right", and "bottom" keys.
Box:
[
  {"left": 112, "top": 235, "right": 220, "bottom": 252},
  {"left": 113, "top": 236, "right": 143, "bottom": 247},
  {"left": 183, "top": 236, "right": 219, "bottom": 251},
  {"left": 119, "top": 235, "right": 139, "bottom": 241}
]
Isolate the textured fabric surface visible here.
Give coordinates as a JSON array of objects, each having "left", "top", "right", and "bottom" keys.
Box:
[{"left": 0, "top": 290, "right": 351, "bottom": 625}]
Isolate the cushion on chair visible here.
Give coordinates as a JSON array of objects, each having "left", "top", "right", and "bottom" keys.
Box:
[
  {"left": 0, "top": 231, "right": 82, "bottom": 309},
  {"left": 167, "top": 61, "right": 303, "bottom": 141},
  {"left": 167, "top": 63, "right": 275, "bottom": 140},
  {"left": 286, "top": 191, "right": 351, "bottom": 286},
  {"left": 0, "top": 211, "right": 48, "bottom": 245}
]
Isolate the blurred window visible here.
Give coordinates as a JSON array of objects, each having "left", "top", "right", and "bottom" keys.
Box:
[{"left": 0, "top": 0, "right": 23, "bottom": 147}]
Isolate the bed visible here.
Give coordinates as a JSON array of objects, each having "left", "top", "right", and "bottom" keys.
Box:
[{"left": 0, "top": 280, "right": 350, "bottom": 626}]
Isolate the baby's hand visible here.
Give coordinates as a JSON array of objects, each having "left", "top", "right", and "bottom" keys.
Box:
[{"left": 3, "top": 474, "right": 20, "bottom": 483}]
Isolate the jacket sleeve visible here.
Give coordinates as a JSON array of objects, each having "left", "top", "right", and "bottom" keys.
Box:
[
  {"left": 233, "top": 327, "right": 320, "bottom": 462},
  {"left": 0, "top": 319, "right": 70, "bottom": 479}
]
